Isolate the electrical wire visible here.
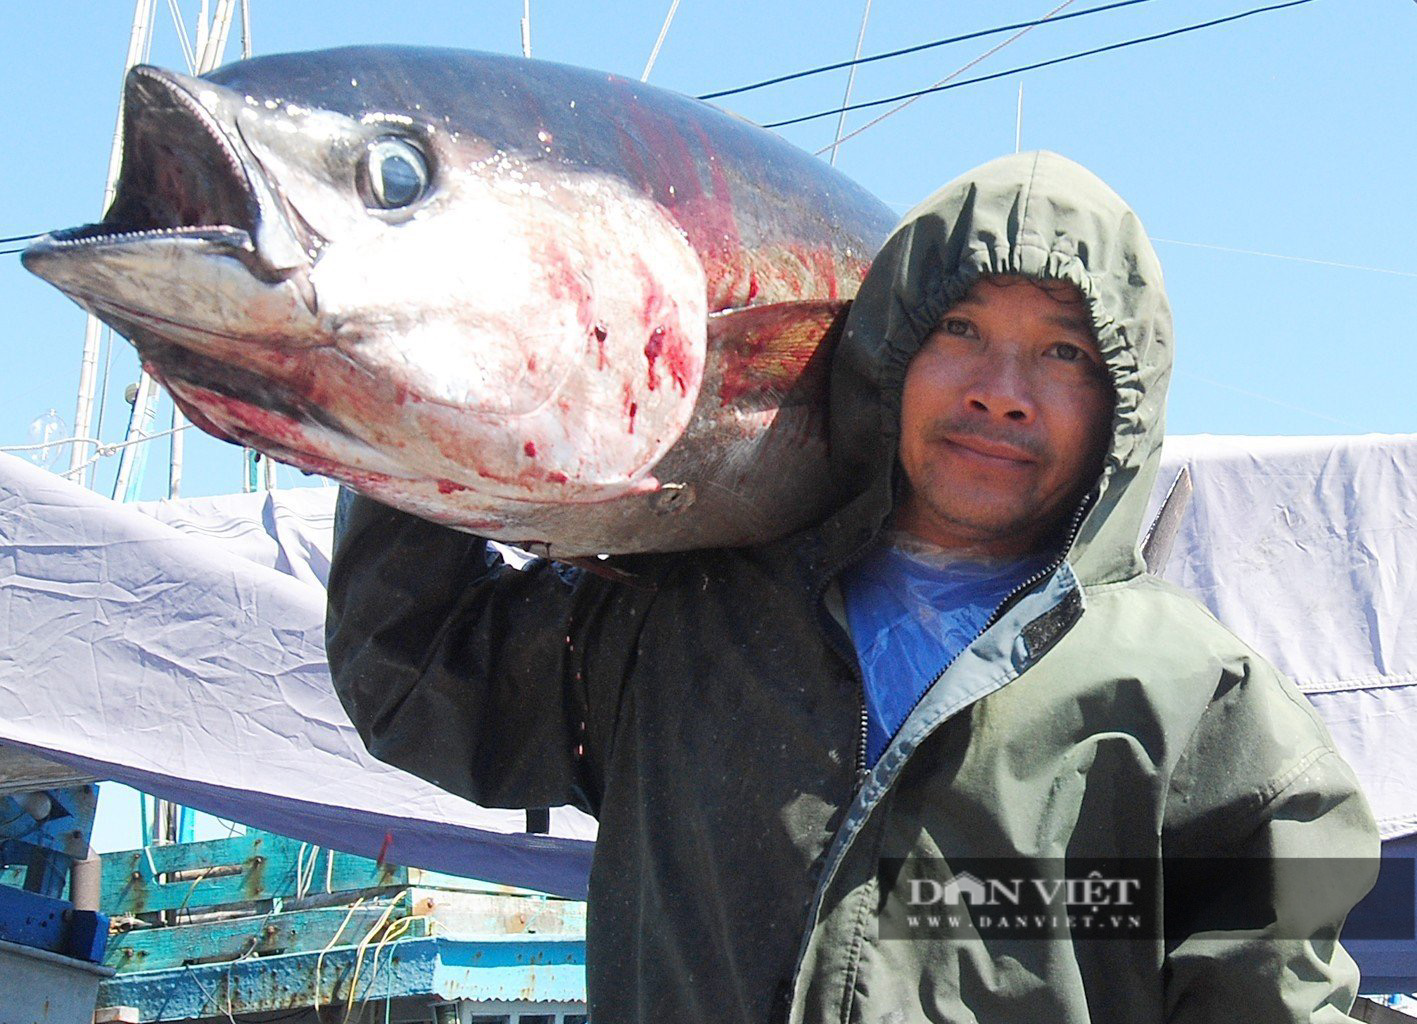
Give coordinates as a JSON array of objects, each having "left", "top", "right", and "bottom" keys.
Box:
[
  {"left": 0, "top": 247, "right": 30, "bottom": 256},
  {"left": 1152, "top": 237, "right": 1417, "bottom": 279},
  {"left": 0, "top": 232, "right": 41, "bottom": 245},
  {"left": 1175, "top": 369, "right": 1368, "bottom": 430},
  {"left": 809, "top": 0, "right": 1084, "bottom": 146},
  {"left": 341, "top": 889, "right": 410, "bottom": 1023},
  {"left": 700, "top": 0, "right": 1158, "bottom": 100},
  {"left": 313, "top": 896, "right": 367, "bottom": 1012},
  {"left": 764, "top": 0, "right": 1317, "bottom": 131}
]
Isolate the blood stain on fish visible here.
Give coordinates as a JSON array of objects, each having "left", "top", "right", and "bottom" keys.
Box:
[
  {"left": 645, "top": 327, "right": 666, "bottom": 390},
  {"left": 622, "top": 382, "right": 638, "bottom": 434}
]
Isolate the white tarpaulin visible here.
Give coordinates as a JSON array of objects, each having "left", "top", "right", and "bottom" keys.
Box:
[
  {"left": 0, "top": 433, "right": 1414, "bottom": 899},
  {"left": 1154, "top": 434, "right": 1417, "bottom": 839},
  {"left": 0, "top": 454, "right": 595, "bottom": 898}
]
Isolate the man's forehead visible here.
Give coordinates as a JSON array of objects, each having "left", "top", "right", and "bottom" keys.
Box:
[{"left": 947, "top": 275, "right": 1096, "bottom": 335}]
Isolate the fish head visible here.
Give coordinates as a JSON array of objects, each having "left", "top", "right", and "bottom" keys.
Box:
[{"left": 24, "top": 53, "right": 709, "bottom": 504}]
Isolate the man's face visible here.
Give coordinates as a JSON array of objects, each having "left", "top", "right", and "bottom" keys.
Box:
[{"left": 895, "top": 275, "right": 1114, "bottom": 558}]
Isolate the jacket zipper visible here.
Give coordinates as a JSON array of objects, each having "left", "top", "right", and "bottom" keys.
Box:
[
  {"left": 786, "top": 497, "right": 1094, "bottom": 1021},
  {"left": 812, "top": 541, "right": 877, "bottom": 788},
  {"left": 874, "top": 494, "right": 1093, "bottom": 774}
]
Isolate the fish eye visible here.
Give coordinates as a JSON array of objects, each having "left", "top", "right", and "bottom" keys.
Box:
[{"left": 363, "top": 137, "right": 429, "bottom": 210}]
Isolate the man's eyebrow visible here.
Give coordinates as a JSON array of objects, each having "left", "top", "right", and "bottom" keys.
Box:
[{"left": 1047, "top": 312, "right": 1095, "bottom": 333}]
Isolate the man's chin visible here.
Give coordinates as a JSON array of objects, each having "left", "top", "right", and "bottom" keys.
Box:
[{"left": 893, "top": 494, "right": 1052, "bottom": 558}]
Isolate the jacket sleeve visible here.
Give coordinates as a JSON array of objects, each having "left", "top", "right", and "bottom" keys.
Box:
[
  {"left": 1162, "top": 657, "right": 1382, "bottom": 1024},
  {"left": 324, "top": 489, "right": 651, "bottom": 815}
]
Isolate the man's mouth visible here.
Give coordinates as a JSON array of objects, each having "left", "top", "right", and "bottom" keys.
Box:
[{"left": 941, "top": 434, "right": 1038, "bottom": 465}]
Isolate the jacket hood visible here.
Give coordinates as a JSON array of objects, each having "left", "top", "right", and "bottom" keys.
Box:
[{"left": 825, "top": 151, "right": 1173, "bottom": 586}]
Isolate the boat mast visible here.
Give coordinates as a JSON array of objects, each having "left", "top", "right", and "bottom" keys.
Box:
[{"left": 109, "top": 0, "right": 244, "bottom": 502}]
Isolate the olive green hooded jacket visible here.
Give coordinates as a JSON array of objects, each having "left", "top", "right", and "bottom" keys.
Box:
[{"left": 326, "top": 151, "right": 1379, "bottom": 1023}]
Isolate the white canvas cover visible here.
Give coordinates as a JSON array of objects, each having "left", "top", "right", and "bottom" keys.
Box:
[
  {"left": 1152, "top": 434, "right": 1417, "bottom": 839},
  {"left": 0, "top": 455, "right": 595, "bottom": 898},
  {"left": 0, "top": 433, "right": 1413, "bottom": 898}
]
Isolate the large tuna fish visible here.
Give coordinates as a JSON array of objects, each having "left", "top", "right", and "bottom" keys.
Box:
[{"left": 25, "top": 47, "right": 895, "bottom": 555}]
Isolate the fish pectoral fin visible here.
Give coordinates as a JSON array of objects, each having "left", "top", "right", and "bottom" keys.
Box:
[{"left": 707, "top": 299, "right": 851, "bottom": 411}]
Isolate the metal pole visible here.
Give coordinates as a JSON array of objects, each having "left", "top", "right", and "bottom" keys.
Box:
[
  {"left": 1015, "top": 83, "right": 1024, "bottom": 153},
  {"left": 211, "top": 0, "right": 236, "bottom": 67},
  {"left": 168, "top": 402, "right": 183, "bottom": 498},
  {"left": 244, "top": 449, "right": 259, "bottom": 493},
  {"left": 70, "top": 0, "right": 155, "bottom": 483},
  {"left": 240, "top": 0, "right": 251, "bottom": 58},
  {"left": 197, "top": 0, "right": 235, "bottom": 72},
  {"left": 195, "top": 0, "right": 209, "bottom": 67},
  {"left": 119, "top": 0, "right": 238, "bottom": 501},
  {"left": 828, "top": 0, "right": 873, "bottom": 167},
  {"left": 640, "top": 0, "right": 683, "bottom": 82},
  {"left": 112, "top": 374, "right": 160, "bottom": 501},
  {"left": 521, "top": 0, "right": 532, "bottom": 57}
]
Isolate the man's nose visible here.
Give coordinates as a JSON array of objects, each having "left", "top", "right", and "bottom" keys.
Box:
[{"left": 963, "top": 358, "right": 1036, "bottom": 423}]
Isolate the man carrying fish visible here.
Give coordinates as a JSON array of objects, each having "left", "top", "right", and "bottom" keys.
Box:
[{"left": 326, "top": 151, "right": 1378, "bottom": 1022}]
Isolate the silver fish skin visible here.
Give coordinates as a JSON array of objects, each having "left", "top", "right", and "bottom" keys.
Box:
[{"left": 25, "top": 47, "right": 896, "bottom": 555}]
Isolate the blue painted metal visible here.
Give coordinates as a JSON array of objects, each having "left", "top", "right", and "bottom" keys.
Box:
[
  {"left": 0, "top": 884, "right": 110, "bottom": 962},
  {"left": 0, "top": 784, "right": 99, "bottom": 897},
  {"left": 433, "top": 937, "right": 586, "bottom": 1003},
  {"left": 0, "top": 783, "right": 108, "bottom": 968},
  {"left": 0, "top": 886, "right": 68, "bottom": 951},
  {"left": 66, "top": 908, "right": 110, "bottom": 963},
  {"left": 99, "top": 935, "right": 585, "bottom": 1018}
]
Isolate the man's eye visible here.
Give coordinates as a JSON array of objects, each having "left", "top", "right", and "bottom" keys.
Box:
[
  {"left": 1048, "top": 342, "right": 1090, "bottom": 363},
  {"left": 941, "top": 318, "right": 975, "bottom": 337}
]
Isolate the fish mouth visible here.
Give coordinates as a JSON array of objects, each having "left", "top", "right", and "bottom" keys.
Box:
[
  {"left": 24, "top": 66, "right": 312, "bottom": 290},
  {"left": 143, "top": 340, "right": 335, "bottom": 434},
  {"left": 146, "top": 339, "right": 406, "bottom": 478}
]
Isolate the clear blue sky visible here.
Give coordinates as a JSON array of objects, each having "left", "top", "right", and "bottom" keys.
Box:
[
  {"left": 2, "top": 1, "right": 1414, "bottom": 848},
  {"left": 3, "top": 0, "right": 1415, "bottom": 502}
]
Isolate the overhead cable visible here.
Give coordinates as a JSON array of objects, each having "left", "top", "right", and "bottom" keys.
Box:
[
  {"left": 698, "top": 0, "right": 1158, "bottom": 100},
  {"left": 765, "top": 0, "right": 1317, "bottom": 130},
  {"left": 814, "top": 0, "right": 1082, "bottom": 153},
  {"left": 0, "top": 232, "right": 41, "bottom": 245},
  {"left": 1153, "top": 237, "right": 1417, "bottom": 279}
]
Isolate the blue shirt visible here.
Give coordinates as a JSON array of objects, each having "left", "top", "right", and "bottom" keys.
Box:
[{"left": 842, "top": 538, "right": 1050, "bottom": 766}]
